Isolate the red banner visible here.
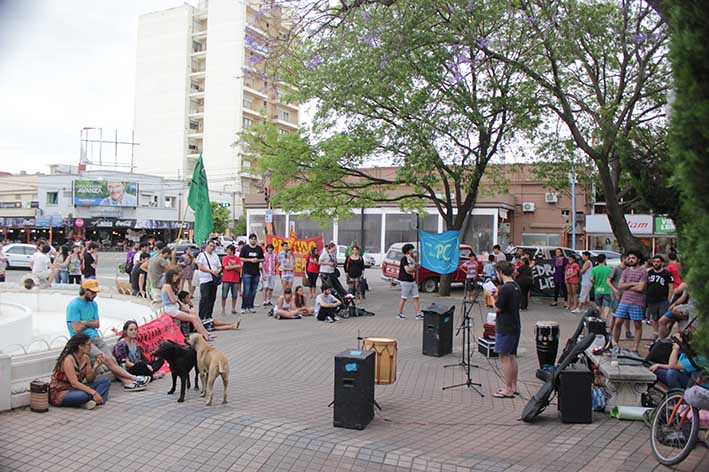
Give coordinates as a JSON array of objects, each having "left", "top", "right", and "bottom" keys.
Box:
[{"left": 265, "top": 233, "right": 323, "bottom": 276}]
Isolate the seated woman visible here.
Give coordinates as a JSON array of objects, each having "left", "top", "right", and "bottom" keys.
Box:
[
  {"left": 49, "top": 333, "right": 111, "bottom": 410},
  {"left": 162, "top": 268, "right": 214, "bottom": 341},
  {"left": 274, "top": 288, "right": 304, "bottom": 319},
  {"left": 177, "top": 290, "right": 240, "bottom": 330},
  {"left": 113, "top": 320, "right": 165, "bottom": 379},
  {"left": 650, "top": 328, "right": 707, "bottom": 390},
  {"left": 294, "top": 285, "right": 314, "bottom": 316}
]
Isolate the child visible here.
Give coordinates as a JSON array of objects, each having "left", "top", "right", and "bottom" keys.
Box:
[
  {"left": 483, "top": 254, "right": 496, "bottom": 282},
  {"left": 565, "top": 254, "right": 580, "bottom": 312},
  {"left": 461, "top": 253, "right": 479, "bottom": 300},
  {"left": 177, "top": 291, "right": 240, "bottom": 331}
]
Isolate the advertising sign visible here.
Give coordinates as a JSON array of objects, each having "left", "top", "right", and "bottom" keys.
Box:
[
  {"left": 585, "top": 214, "right": 653, "bottom": 235},
  {"left": 655, "top": 216, "right": 676, "bottom": 234},
  {"left": 265, "top": 233, "right": 323, "bottom": 277},
  {"left": 73, "top": 180, "right": 138, "bottom": 207}
]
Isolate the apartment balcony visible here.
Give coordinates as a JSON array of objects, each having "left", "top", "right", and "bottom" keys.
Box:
[
  {"left": 243, "top": 105, "right": 265, "bottom": 117},
  {"left": 243, "top": 84, "right": 268, "bottom": 99},
  {"left": 191, "top": 50, "right": 207, "bottom": 58},
  {"left": 190, "top": 71, "right": 206, "bottom": 80},
  {"left": 245, "top": 21, "right": 267, "bottom": 38},
  {"left": 272, "top": 118, "right": 298, "bottom": 130}
]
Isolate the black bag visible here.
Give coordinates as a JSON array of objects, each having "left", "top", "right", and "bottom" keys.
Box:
[
  {"left": 334, "top": 267, "right": 341, "bottom": 277},
  {"left": 645, "top": 338, "right": 673, "bottom": 365},
  {"left": 124, "top": 255, "right": 134, "bottom": 275}
]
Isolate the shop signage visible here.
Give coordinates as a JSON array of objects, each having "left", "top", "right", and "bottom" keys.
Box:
[
  {"left": 35, "top": 215, "right": 65, "bottom": 228},
  {"left": 0, "top": 202, "right": 22, "bottom": 209},
  {"left": 90, "top": 218, "right": 115, "bottom": 229},
  {"left": 134, "top": 219, "right": 194, "bottom": 230},
  {"left": 585, "top": 214, "right": 653, "bottom": 235},
  {"left": 0, "top": 217, "right": 35, "bottom": 227},
  {"left": 30, "top": 201, "right": 40, "bottom": 208},
  {"left": 74, "top": 218, "right": 84, "bottom": 228},
  {"left": 655, "top": 216, "right": 676, "bottom": 234},
  {"left": 114, "top": 219, "right": 137, "bottom": 229}
]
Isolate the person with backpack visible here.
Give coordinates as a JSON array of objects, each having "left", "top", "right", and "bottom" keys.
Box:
[{"left": 124, "top": 243, "right": 138, "bottom": 275}]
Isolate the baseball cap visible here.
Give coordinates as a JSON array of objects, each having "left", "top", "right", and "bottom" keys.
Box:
[{"left": 81, "top": 279, "right": 103, "bottom": 292}]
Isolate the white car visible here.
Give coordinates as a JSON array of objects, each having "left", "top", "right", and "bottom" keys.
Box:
[{"left": 1, "top": 243, "right": 37, "bottom": 269}]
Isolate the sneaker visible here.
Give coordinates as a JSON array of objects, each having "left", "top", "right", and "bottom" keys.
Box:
[
  {"left": 124, "top": 382, "right": 146, "bottom": 392},
  {"left": 644, "top": 319, "right": 652, "bottom": 326},
  {"left": 550, "top": 302, "right": 558, "bottom": 307},
  {"left": 415, "top": 313, "right": 424, "bottom": 320},
  {"left": 397, "top": 313, "right": 406, "bottom": 320},
  {"left": 240, "top": 309, "right": 247, "bottom": 314},
  {"left": 572, "top": 308, "right": 581, "bottom": 314},
  {"left": 248, "top": 308, "right": 256, "bottom": 313},
  {"left": 334, "top": 316, "right": 341, "bottom": 321},
  {"left": 135, "top": 376, "right": 151, "bottom": 386},
  {"left": 81, "top": 400, "right": 97, "bottom": 410},
  {"left": 626, "top": 330, "right": 634, "bottom": 339},
  {"left": 326, "top": 316, "right": 335, "bottom": 323}
]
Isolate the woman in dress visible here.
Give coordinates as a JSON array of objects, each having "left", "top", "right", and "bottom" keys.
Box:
[
  {"left": 49, "top": 333, "right": 111, "bottom": 410},
  {"left": 344, "top": 245, "right": 365, "bottom": 300}
]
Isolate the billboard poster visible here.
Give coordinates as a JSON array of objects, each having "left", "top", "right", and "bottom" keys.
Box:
[{"left": 73, "top": 180, "right": 138, "bottom": 207}]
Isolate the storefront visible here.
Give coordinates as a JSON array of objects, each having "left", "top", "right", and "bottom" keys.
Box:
[
  {"left": 246, "top": 208, "right": 502, "bottom": 264},
  {"left": 585, "top": 214, "right": 676, "bottom": 255},
  {"left": 69, "top": 218, "right": 193, "bottom": 247}
]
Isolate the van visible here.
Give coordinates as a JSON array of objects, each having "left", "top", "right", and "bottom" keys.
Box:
[{"left": 381, "top": 242, "right": 475, "bottom": 293}]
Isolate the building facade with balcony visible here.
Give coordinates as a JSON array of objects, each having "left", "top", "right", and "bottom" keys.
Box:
[{"left": 133, "top": 0, "right": 300, "bottom": 219}]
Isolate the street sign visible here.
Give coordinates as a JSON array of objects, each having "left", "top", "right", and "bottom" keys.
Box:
[{"left": 265, "top": 209, "right": 273, "bottom": 223}]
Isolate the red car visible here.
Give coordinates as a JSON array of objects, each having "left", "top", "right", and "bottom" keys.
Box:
[{"left": 381, "top": 242, "right": 478, "bottom": 293}]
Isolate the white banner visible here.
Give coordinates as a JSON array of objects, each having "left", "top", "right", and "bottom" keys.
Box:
[{"left": 585, "top": 214, "right": 653, "bottom": 235}]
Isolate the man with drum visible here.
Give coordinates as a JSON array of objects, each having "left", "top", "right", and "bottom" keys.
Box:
[{"left": 491, "top": 261, "right": 521, "bottom": 398}]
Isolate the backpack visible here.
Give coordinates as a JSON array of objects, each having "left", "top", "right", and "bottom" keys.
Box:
[{"left": 124, "top": 254, "right": 134, "bottom": 275}]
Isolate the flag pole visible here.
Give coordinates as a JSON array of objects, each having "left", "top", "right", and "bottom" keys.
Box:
[{"left": 175, "top": 200, "right": 190, "bottom": 242}]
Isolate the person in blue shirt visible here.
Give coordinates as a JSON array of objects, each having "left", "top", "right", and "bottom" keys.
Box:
[
  {"left": 483, "top": 254, "right": 497, "bottom": 282},
  {"left": 650, "top": 327, "right": 707, "bottom": 390},
  {"left": 66, "top": 279, "right": 150, "bottom": 392}
]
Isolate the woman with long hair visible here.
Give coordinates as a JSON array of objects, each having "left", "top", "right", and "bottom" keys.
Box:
[
  {"left": 49, "top": 333, "right": 111, "bottom": 409},
  {"left": 54, "top": 245, "right": 71, "bottom": 284},
  {"left": 280, "top": 249, "right": 296, "bottom": 291},
  {"left": 67, "top": 244, "right": 83, "bottom": 285},
  {"left": 565, "top": 254, "right": 580, "bottom": 312},
  {"left": 344, "top": 245, "right": 365, "bottom": 300},
  {"left": 294, "top": 285, "right": 314, "bottom": 316},
  {"left": 306, "top": 247, "right": 320, "bottom": 299},
  {"left": 515, "top": 257, "right": 534, "bottom": 310},
  {"left": 550, "top": 248, "right": 568, "bottom": 307},
  {"left": 161, "top": 268, "right": 214, "bottom": 341},
  {"left": 113, "top": 321, "right": 165, "bottom": 379},
  {"left": 180, "top": 251, "right": 197, "bottom": 296}
]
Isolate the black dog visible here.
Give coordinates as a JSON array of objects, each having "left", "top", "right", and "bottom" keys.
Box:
[{"left": 152, "top": 341, "right": 199, "bottom": 403}]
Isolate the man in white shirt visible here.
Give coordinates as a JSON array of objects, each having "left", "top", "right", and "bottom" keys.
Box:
[
  {"left": 315, "top": 285, "right": 341, "bottom": 323},
  {"left": 196, "top": 240, "right": 222, "bottom": 321},
  {"left": 31, "top": 244, "right": 56, "bottom": 287},
  {"left": 492, "top": 244, "right": 507, "bottom": 263}
]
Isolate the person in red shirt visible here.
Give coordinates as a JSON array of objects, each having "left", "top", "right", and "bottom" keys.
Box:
[
  {"left": 306, "top": 246, "right": 320, "bottom": 299},
  {"left": 666, "top": 252, "right": 683, "bottom": 290},
  {"left": 221, "top": 245, "right": 242, "bottom": 315},
  {"left": 565, "top": 254, "right": 580, "bottom": 312}
]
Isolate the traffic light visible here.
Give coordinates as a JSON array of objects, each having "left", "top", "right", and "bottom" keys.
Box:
[{"left": 264, "top": 186, "right": 270, "bottom": 203}]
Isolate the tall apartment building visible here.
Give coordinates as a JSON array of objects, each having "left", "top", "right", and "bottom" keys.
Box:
[{"left": 133, "top": 0, "right": 300, "bottom": 218}]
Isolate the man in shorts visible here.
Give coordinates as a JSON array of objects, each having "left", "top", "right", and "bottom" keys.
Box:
[
  {"left": 646, "top": 255, "right": 673, "bottom": 337},
  {"left": 397, "top": 243, "right": 423, "bottom": 320},
  {"left": 66, "top": 280, "right": 149, "bottom": 391},
  {"left": 612, "top": 251, "right": 647, "bottom": 353},
  {"left": 607, "top": 254, "right": 632, "bottom": 339},
  {"left": 492, "top": 261, "right": 521, "bottom": 398},
  {"left": 590, "top": 253, "right": 613, "bottom": 320}
]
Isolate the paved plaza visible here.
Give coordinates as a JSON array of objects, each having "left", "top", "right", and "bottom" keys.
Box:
[{"left": 1, "top": 264, "right": 707, "bottom": 472}]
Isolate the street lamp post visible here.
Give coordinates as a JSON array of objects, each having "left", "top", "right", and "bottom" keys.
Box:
[{"left": 570, "top": 155, "right": 576, "bottom": 251}]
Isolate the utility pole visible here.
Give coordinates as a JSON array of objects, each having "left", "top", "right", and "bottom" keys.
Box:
[{"left": 571, "top": 155, "right": 576, "bottom": 251}]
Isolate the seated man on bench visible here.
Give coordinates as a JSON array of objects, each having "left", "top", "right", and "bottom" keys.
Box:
[{"left": 658, "top": 283, "right": 692, "bottom": 339}]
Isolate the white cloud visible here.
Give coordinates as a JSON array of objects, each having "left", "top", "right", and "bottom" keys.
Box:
[{"left": 0, "top": 0, "right": 192, "bottom": 173}]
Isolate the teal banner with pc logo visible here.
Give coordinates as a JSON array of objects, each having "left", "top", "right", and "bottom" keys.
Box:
[{"left": 418, "top": 230, "right": 460, "bottom": 274}]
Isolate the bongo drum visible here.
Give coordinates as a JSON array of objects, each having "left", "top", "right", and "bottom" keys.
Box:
[
  {"left": 362, "top": 337, "right": 398, "bottom": 385},
  {"left": 535, "top": 321, "right": 560, "bottom": 369}
]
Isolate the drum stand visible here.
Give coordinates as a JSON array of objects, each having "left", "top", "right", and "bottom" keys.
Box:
[{"left": 443, "top": 283, "right": 484, "bottom": 397}]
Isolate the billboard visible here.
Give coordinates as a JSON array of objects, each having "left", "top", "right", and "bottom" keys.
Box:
[{"left": 73, "top": 180, "right": 138, "bottom": 207}]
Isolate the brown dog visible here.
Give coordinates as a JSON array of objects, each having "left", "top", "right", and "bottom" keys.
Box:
[
  {"left": 187, "top": 333, "right": 230, "bottom": 406},
  {"left": 116, "top": 280, "right": 133, "bottom": 295}
]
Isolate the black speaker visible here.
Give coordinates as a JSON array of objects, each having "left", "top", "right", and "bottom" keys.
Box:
[
  {"left": 558, "top": 363, "right": 593, "bottom": 424},
  {"left": 422, "top": 303, "right": 454, "bottom": 357},
  {"left": 333, "top": 349, "right": 375, "bottom": 430}
]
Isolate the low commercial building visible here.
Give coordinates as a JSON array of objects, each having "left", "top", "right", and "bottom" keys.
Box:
[
  {"left": 243, "top": 164, "right": 592, "bottom": 263},
  {"left": 586, "top": 213, "right": 677, "bottom": 256}
]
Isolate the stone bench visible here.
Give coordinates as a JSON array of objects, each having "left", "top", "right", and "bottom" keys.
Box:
[{"left": 585, "top": 347, "right": 656, "bottom": 408}]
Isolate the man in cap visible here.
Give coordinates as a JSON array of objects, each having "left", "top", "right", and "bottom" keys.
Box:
[{"left": 66, "top": 280, "right": 149, "bottom": 391}]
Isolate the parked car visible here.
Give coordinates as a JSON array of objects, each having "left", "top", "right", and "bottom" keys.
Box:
[
  {"left": 335, "top": 245, "right": 377, "bottom": 268},
  {"left": 507, "top": 245, "right": 620, "bottom": 268},
  {"left": 0, "top": 243, "right": 37, "bottom": 269},
  {"left": 168, "top": 242, "right": 200, "bottom": 259},
  {"left": 381, "top": 242, "right": 475, "bottom": 293}
]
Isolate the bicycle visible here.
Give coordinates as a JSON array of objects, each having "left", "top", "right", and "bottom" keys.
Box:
[{"left": 650, "top": 376, "right": 708, "bottom": 466}]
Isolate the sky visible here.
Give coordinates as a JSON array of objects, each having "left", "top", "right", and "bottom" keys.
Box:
[{"left": 0, "top": 0, "right": 192, "bottom": 174}]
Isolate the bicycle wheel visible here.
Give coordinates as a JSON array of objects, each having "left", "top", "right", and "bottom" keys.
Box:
[{"left": 650, "top": 391, "right": 700, "bottom": 466}]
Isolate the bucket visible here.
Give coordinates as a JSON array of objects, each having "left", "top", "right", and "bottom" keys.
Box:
[{"left": 30, "top": 380, "right": 49, "bottom": 413}]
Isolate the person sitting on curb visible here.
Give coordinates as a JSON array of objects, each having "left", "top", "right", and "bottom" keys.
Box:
[
  {"left": 315, "top": 284, "right": 341, "bottom": 323},
  {"left": 294, "top": 285, "right": 315, "bottom": 316},
  {"left": 66, "top": 280, "right": 149, "bottom": 392},
  {"left": 49, "top": 333, "right": 111, "bottom": 410},
  {"left": 113, "top": 320, "right": 165, "bottom": 380},
  {"left": 650, "top": 325, "right": 707, "bottom": 390},
  {"left": 274, "top": 288, "right": 305, "bottom": 319},
  {"left": 177, "top": 290, "right": 240, "bottom": 331},
  {"left": 658, "top": 282, "right": 692, "bottom": 339}
]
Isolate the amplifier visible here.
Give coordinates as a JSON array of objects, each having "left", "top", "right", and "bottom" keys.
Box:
[
  {"left": 422, "top": 304, "right": 454, "bottom": 357},
  {"left": 333, "top": 350, "right": 375, "bottom": 430},
  {"left": 558, "top": 363, "right": 593, "bottom": 423},
  {"left": 477, "top": 337, "right": 498, "bottom": 358}
]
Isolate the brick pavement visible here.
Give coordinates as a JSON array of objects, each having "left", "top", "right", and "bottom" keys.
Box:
[{"left": 1, "top": 274, "right": 707, "bottom": 472}]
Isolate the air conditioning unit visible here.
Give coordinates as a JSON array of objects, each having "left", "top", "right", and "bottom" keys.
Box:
[
  {"left": 545, "top": 192, "right": 559, "bottom": 203},
  {"left": 522, "top": 202, "right": 536, "bottom": 212}
]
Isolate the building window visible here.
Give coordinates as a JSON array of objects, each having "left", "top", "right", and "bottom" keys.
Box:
[
  {"left": 243, "top": 117, "right": 253, "bottom": 128},
  {"left": 385, "top": 214, "right": 437, "bottom": 250},
  {"left": 446, "top": 214, "right": 494, "bottom": 255},
  {"left": 189, "top": 120, "right": 200, "bottom": 131},
  {"left": 292, "top": 215, "right": 333, "bottom": 243},
  {"left": 278, "top": 128, "right": 288, "bottom": 135},
  {"left": 279, "top": 110, "right": 290, "bottom": 121},
  {"left": 338, "top": 214, "right": 382, "bottom": 254},
  {"left": 164, "top": 196, "right": 177, "bottom": 208},
  {"left": 522, "top": 233, "right": 561, "bottom": 247},
  {"left": 243, "top": 96, "right": 253, "bottom": 109},
  {"left": 46, "top": 192, "right": 58, "bottom": 205}
]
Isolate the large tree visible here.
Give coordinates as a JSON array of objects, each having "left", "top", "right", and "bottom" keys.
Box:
[
  {"left": 245, "top": 0, "right": 542, "bottom": 294},
  {"left": 481, "top": 0, "right": 671, "bottom": 255}
]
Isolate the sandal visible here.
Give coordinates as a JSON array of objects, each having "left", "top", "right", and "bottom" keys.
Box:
[{"left": 493, "top": 390, "right": 514, "bottom": 399}]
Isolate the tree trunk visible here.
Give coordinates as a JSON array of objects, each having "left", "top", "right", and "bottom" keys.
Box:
[
  {"left": 597, "top": 166, "right": 646, "bottom": 256},
  {"left": 439, "top": 273, "right": 452, "bottom": 296}
]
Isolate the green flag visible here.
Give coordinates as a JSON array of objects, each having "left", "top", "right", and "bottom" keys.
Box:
[{"left": 188, "top": 154, "right": 213, "bottom": 244}]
